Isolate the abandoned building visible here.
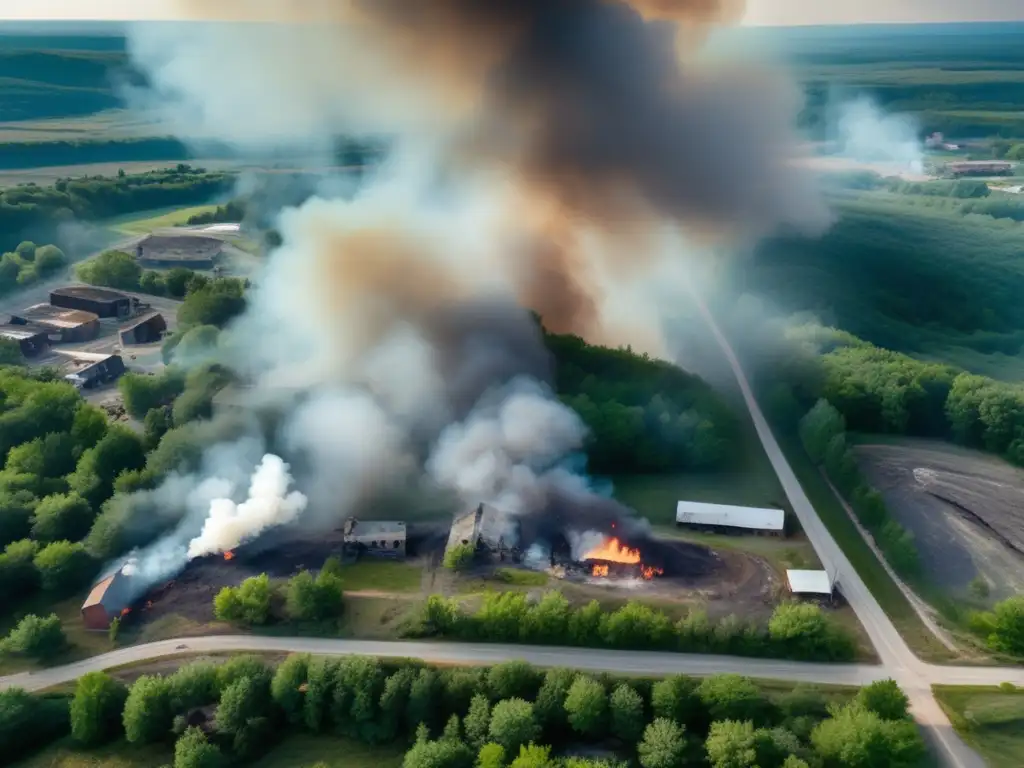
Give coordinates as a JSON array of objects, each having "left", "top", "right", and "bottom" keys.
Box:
[
  {"left": 675, "top": 500, "right": 786, "bottom": 536},
  {"left": 119, "top": 312, "right": 167, "bottom": 345},
  {"left": 81, "top": 570, "right": 132, "bottom": 630},
  {"left": 136, "top": 234, "right": 223, "bottom": 270},
  {"left": 445, "top": 503, "right": 519, "bottom": 563},
  {"left": 0, "top": 324, "right": 49, "bottom": 357},
  {"left": 342, "top": 518, "right": 407, "bottom": 558},
  {"left": 10, "top": 304, "right": 101, "bottom": 343},
  {"left": 50, "top": 286, "right": 133, "bottom": 319},
  {"left": 60, "top": 352, "right": 126, "bottom": 390}
]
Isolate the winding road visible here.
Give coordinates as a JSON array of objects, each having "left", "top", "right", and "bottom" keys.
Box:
[{"left": 0, "top": 298, "right": 1018, "bottom": 767}]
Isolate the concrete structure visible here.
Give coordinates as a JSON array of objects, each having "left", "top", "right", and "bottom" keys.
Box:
[
  {"left": 59, "top": 352, "right": 126, "bottom": 390},
  {"left": 0, "top": 324, "right": 49, "bottom": 357},
  {"left": 50, "top": 286, "right": 133, "bottom": 319},
  {"left": 946, "top": 160, "right": 1013, "bottom": 177},
  {"left": 119, "top": 312, "right": 167, "bottom": 345},
  {"left": 10, "top": 304, "right": 100, "bottom": 343},
  {"left": 445, "top": 503, "right": 519, "bottom": 562},
  {"left": 342, "top": 518, "right": 406, "bottom": 558},
  {"left": 675, "top": 501, "right": 785, "bottom": 534},
  {"left": 786, "top": 569, "right": 835, "bottom": 596},
  {"left": 81, "top": 571, "right": 132, "bottom": 630},
  {"left": 137, "top": 234, "right": 223, "bottom": 269}
]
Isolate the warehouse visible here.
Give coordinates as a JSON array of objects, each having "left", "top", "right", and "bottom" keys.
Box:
[
  {"left": 675, "top": 500, "right": 785, "bottom": 535},
  {"left": 81, "top": 570, "right": 132, "bottom": 630},
  {"left": 50, "top": 286, "right": 133, "bottom": 319},
  {"left": 137, "top": 234, "right": 223, "bottom": 269},
  {"left": 342, "top": 517, "right": 407, "bottom": 558},
  {"left": 0, "top": 324, "right": 49, "bottom": 357},
  {"left": 120, "top": 312, "right": 167, "bottom": 345},
  {"left": 945, "top": 161, "right": 1013, "bottom": 178},
  {"left": 10, "top": 304, "right": 100, "bottom": 343},
  {"left": 60, "top": 352, "right": 126, "bottom": 389}
]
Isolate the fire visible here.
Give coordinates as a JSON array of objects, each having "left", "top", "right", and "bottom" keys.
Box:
[
  {"left": 223, "top": 551, "right": 235, "bottom": 561},
  {"left": 583, "top": 537, "right": 640, "bottom": 564},
  {"left": 120, "top": 608, "right": 131, "bottom": 617},
  {"left": 641, "top": 565, "right": 664, "bottom": 580},
  {"left": 592, "top": 564, "right": 609, "bottom": 577}
]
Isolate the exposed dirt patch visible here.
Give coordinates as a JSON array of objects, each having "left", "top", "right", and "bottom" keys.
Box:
[{"left": 855, "top": 439, "right": 1024, "bottom": 600}]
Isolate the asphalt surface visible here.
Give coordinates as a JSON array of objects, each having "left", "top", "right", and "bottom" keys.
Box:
[{"left": 695, "top": 301, "right": 1002, "bottom": 768}]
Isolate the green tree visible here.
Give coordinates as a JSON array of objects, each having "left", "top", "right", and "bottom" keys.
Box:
[
  {"left": 477, "top": 743, "right": 506, "bottom": 768},
  {"left": 144, "top": 406, "right": 174, "bottom": 450},
  {"left": 77, "top": 250, "right": 142, "bottom": 290},
  {"left": 174, "top": 726, "right": 225, "bottom": 768},
  {"left": 637, "top": 718, "right": 687, "bottom": 768},
  {"left": 650, "top": 674, "right": 701, "bottom": 730},
  {"left": 534, "top": 668, "right": 575, "bottom": 729},
  {"left": 0, "top": 538, "right": 40, "bottom": 603},
  {"left": 768, "top": 602, "right": 851, "bottom": 660},
  {"left": 33, "top": 540, "right": 95, "bottom": 593},
  {"left": 123, "top": 674, "right": 173, "bottom": 743},
  {"left": 0, "top": 338, "right": 21, "bottom": 366},
  {"left": 979, "top": 596, "right": 1024, "bottom": 654},
  {"left": 216, "top": 675, "right": 269, "bottom": 738},
  {"left": 0, "top": 687, "right": 71, "bottom": 763},
  {"left": 445, "top": 542, "right": 476, "bottom": 571},
  {"left": 119, "top": 370, "right": 186, "bottom": 420},
  {"left": 108, "top": 616, "right": 120, "bottom": 644},
  {"left": 167, "top": 662, "right": 219, "bottom": 712},
  {"left": 488, "top": 699, "right": 539, "bottom": 754},
  {"left": 402, "top": 734, "right": 474, "bottom": 768},
  {"left": 70, "top": 671, "right": 128, "bottom": 746},
  {"left": 67, "top": 425, "right": 147, "bottom": 507},
  {"left": 811, "top": 704, "right": 926, "bottom": 768},
  {"left": 178, "top": 278, "right": 247, "bottom": 329},
  {"left": 285, "top": 569, "right": 344, "bottom": 622},
  {"left": 509, "top": 744, "right": 555, "bottom": 768},
  {"left": 213, "top": 574, "right": 272, "bottom": 625},
  {"left": 380, "top": 667, "right": 417, "bottom": 740},
  {"left": 705, "top": 720, "right": 757, "bottom": 768},
  {"left": 1, "top": 613, "right": 65, "bottom": 659},
  {"left": 34, "top": 245, "right": 67, "bottom": 274},
  {"left": 697, "top": 675, "right": 771, "bottom": 725},
  {"left": 609, "top": 683, "right": 645, "bottom": 744},
  {"left": 71, "top": 404, "right": 108, "bottom": 452},
  {"left": 799, "top": 399, "right": 846, "bottom": 463},
  {"left": 564, "top": 675, "right": 607, "bottom": 737},
  {"left": 303, "top": 658, "right": 338, "bottom": 733},
  {"left": 30, "top": 493, "right": 93, "bottom": 543},
  {"left": 271, "top": 653, "right": 309, "bottom": 725},
  {"left": 855, "top": 679, "right": 910, "bottom": 721},
  {"left": 488, "top": 661, "right": 540, "bottom": 701},
  {"left": 216, "top": 655, "right": 271, "bottom": 690},
  {"left": 0, "top": 491, "right": 35, "bottom": 550},
  {"left": 465, "top": 693, "right": 492, "bottom": 750},
  {"left": 14, "top": 241, "right": 36, "bottom": 260},
  {"left": 408, "top": 668, "right": 441, "bottom": 734},
  {"left": 139, "top": 270, "right": 166, "bottom": 296}
]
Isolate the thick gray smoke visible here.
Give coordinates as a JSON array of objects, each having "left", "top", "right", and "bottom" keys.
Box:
[
  {"left": 110, "top": 0, "right": 830, "bottom": 596},
  {"left": 832, "top": 96, "right": 925, "bottom": 176}
]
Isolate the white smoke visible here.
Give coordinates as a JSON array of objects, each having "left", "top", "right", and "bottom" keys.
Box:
[
  {"left": 833, "top": 97, "right": 925, "bottom": 175},
  {"left": 187, "top": 454, "right": 308, "bottom": 558}
]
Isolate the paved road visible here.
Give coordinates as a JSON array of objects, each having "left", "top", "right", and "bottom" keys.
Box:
[
  {"left": 3, "top": 635, "right": 1024, "bottom": 696},
  {"left": 695, "top": 300, "right": 997, "bottom": 768}
]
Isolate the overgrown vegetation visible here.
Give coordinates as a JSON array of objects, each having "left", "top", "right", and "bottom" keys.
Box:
[
  {"left": 4, "top": 653, "right": 926, "bottom": 768},
  {"left": 0, "top": 240, "right": 66, "bottom": 296}
]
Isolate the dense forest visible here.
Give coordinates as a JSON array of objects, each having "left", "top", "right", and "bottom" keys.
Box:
[
  {"left": 545, "top": 331, "right": 739, "bottom": 474},
  {"left": 1, "top": 653, "right": 926, "bottom": 768}
]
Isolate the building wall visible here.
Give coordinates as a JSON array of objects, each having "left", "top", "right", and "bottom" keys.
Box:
[
  {"left": 81, "top": 603, "right": 111, "bottom": 630},
  {"left": 51, "top": 292, "right": 131, "bottom": 319}
]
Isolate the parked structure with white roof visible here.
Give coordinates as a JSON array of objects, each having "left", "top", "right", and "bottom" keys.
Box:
[
  {"left": 786, "top": 569, "right": 835, "bottom": 596},
  {"left": 675, "top": 500, "right": 785, "bottom": 534}
]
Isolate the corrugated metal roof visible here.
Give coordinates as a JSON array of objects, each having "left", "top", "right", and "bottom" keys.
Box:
[
  {"left": 17, "top": 304, "right": 98, "bottom": 328},
  {"left": 786, "top": 569, "right": 833, "bottom": 595},
  {"left": 82, "top": 574, "right": 116, "bottom": 609},
  {"left": 675, "top": 501, "right": 785, "bottom": 531}
]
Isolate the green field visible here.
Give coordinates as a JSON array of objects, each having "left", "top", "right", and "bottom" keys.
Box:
[
  {"left": 109, "top": 204, "right": 222, "bottom": 235},
  {"left": 333, "top": 559, "right": 423, "bottom": 593},
  {"left": 933, "top": 685, "right": 1024, "bottom": 768}
]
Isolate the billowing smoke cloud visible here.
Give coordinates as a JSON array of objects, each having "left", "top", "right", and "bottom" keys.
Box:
[
  {"left": 187, "top": 454, "right": 308, "bottom": 558},
  {"left": 110, "top": 0, "right": 831, "bottom": 597},
  {"left": 833, "top": 96, "right": 925, "bottom": 176}
]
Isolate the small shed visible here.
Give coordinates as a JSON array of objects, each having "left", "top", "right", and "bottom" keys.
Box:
[
  {"left": 0, "top": 324, "right": 49, "bottom": 357},
  {"left": 50, "top": 286, "right": 133, "bottom": 319},
  {"left": 81, "top": 570, "right": 132, "bottom": 630},
  {"left": 120, "top": 312, "right": 167, "bottom": 345},
  {"left": 786, "top": 569, "right": 835, "bottom": 597},
  {"left": 675, "top": 501, "right": 785, "bottom": 535},
  {"left": 59, "top": 352, "right": 126, "bottom": 390}
]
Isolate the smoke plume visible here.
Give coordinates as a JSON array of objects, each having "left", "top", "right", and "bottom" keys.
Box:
[{"left": 832, "top": 96, "right": 925, "bottom": 176}]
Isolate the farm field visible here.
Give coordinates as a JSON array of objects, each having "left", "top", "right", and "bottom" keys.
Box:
[
  {"left": 109, "top": 204, "right": 223, "bottom": 235},
  {"left": 934, "top": 685, "right": 1024, "bottom": 768},
  {"left": 0, "top": 109, "right": 167, "bottom": 143},
  {"left": 854, "top": 438, "right": 1024, "bottom": 603}
]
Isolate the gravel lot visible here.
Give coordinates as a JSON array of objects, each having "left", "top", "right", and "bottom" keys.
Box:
[{"left": 856, "top": 439, "right": 1024, "bottom": 601}]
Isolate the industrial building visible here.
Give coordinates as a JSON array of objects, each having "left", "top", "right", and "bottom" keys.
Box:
[
  {"left": 675, "top": 501, "right": 785, "bottom": 535},
  {"left": 0, "top": 324, "right": 49, "bottom": 357},
  {"left": 59, "top": 352, "right": 126, "bottom": 390},
  {"left": 945, "top": 161, "right": 1013, "bottom": 178},
  {"left": 119, "top": 312, "right": 167, "bottom": 345},
  {"left": 786, "top": 569, "right": 836, "bottom": 601},
  {"left": 445, "top": 503, "right": 519, "bottom": 563},
  {"left": 10, "top": 304, "right": 100, "bottom": 343},
  {"left": 81, "top": 570, "right": 132, "bottom": 630},
  {"left": 136, "top": 234, "right": 223, "bottom": 270},
  {"left": 342, "top": 518, "right": 407, "bottom": 558},
  {"left": 50, "top": 286, "right": 133, "bottom": 319}
]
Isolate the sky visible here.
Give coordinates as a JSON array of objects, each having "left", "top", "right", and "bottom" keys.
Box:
[{"left": 0, "top": 0, "right": 1023, "bottom": 26}]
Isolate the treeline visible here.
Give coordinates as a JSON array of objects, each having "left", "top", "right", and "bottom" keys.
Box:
[
  {"left": 3, "top": 653, "right": 926, "bottom": 768},
  {"left": 185, "top": 200, "right": 245, "bottom": 226},
  {"left": 0, "top": 165, "right": 233, "bottom": 250},
  {"left": 0, "top": 240, "right": 67, "bottom": 296},
  {"left": 546, "top": 331, "right": 739, "bottom": 474},
  {"left": 0, "top": 138, "right": 193, "bottom": 171},
  {"left": 411, "top": 591, "right": 857, "bottom": 663}
]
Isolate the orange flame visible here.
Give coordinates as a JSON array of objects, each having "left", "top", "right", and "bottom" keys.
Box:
[
  {"left": 223, "top": 551, "right": 235, "bottom": 561},
  {"left": 592, "top": 564, "right": 609, "bottom": 577},
  {"left": 120, "top": 608, "right": 131, "bottom": 617},
  {"left": 641, "top": 565, "right": 664, "bottom": 580},
  {"left": 583, "top": 537, "right": 640, "bottom": 564}
]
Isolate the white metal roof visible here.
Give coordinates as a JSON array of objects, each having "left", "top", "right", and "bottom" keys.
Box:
[
  {"left": 202, "top": 223, "right": 240, "bottom": 233},
  {"left": 675, "top": 501, "right": 785, "bottom": 531},
  {"left": 786, "top": 569, "right": 834, "bottom": 595}
]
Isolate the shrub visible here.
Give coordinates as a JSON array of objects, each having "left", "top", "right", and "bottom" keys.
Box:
[{"left": 70, "top": 672, "right": 128, "bottom": 746}]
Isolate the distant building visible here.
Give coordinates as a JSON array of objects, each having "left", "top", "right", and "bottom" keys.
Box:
[
  {"left": 50, "top": 286, "right": 133, "bottom": 319},
  {"left": 81, "top": 570, "right": 133, "bottom": 630},
  {"left": 119, "top": 312, "right": 167, "bottom": 345},
  {"left": 675, "top": 501, "right": 785, "bottom": 535},
  {"left": 786, "top": 569, "right": 836, "bottom": 599},
  {"left": 342, "top": 518, "right": 407, "bottom": 558},
  {"left": 10, "top": 304, "right": 100, "bottom": 343},
  {"left": 136, "top": 234, "right": 223, "bottom": 270},
  {"left": 0, "top": 324, "right": 49, "bottom": 357},
  {"left": 59, "top": 352, "right": 126, "bottom": 390},
  {"left": 445, "top": 503, "right": 519, "bottom": 563},
  {"left": 946, "top": 161, "right": 1013, "bottom": 178}
]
